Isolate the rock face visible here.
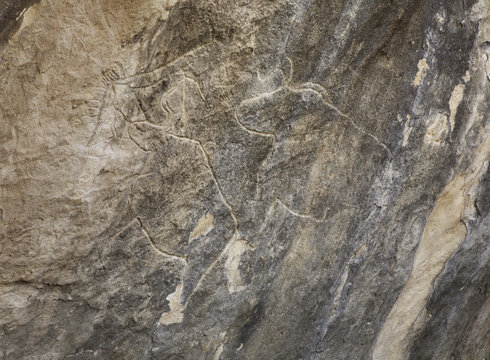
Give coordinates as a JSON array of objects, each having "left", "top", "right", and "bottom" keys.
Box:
[{"left": 0, "top": 0, "right": 489, "bottom": 359}]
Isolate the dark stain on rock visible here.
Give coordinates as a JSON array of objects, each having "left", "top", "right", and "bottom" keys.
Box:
[
  {"left": 0, "top": 0, "right": 40, "bottom": 47},
  {"left": 237, "top": 301, "right": 264, "bottom": 347}
]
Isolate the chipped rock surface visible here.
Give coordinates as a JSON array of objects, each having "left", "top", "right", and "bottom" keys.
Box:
[{"left": 0, "top": 0, "right": 489, "bottom": 359}]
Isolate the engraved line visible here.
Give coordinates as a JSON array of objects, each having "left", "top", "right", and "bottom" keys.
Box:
[
  {"left": 165, "top": 132, "right": 255, "bottom": 305},
  {"left": 276, "top": 199, "right": 326, "bottom": 223},
  {"left": 116, "top": 43, "right": 212, "bottom": 88},
  {"left": 165, "top": 132, "right": 241, "bottom": 237},
  {"left": 285, "top": 84, "right": 394, "bottom": 158},
  {"left": 234, "top": 114, "right": 277, "bottom": 141},
  {"left": 136, "top": 217, "right": 187, "bottom": 263}
]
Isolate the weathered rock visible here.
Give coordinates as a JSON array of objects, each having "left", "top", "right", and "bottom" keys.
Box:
[{"left": 0, "top": 0, "right": 488, "bottom": 359}]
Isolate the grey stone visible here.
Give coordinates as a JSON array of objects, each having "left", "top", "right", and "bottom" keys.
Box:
[{"left": 0, "top": 0, "right": 488, "bottom": 359}]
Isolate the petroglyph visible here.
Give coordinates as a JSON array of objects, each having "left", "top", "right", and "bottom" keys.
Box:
[
  {"left": 237, "top": 58, "right": 393, "bottom": 157},
  {"left": 2, "top": 0, "right": 487, "bottom": 358}
]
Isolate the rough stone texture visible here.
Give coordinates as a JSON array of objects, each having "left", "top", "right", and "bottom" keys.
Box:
[{"left": 0, "top": 0, "right": 489, "bottom": 359}]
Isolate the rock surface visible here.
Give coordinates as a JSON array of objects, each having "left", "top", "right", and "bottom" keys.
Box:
[{"left": 0, "top": 0, "right": 489, "bottom": 359}]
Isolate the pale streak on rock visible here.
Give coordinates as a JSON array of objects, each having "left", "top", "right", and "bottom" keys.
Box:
[
  {"left": 424, "top": 112, "right": 449, "bottom": 146},
  {"left": 185, "top": 230, "right": 255, "bottom": 302},
  {"left": 112, "top": 218, "right": 189, "bottom": 326},
  {"left": 189, "top": 213, "right": 215, "bottom": 242},
  {"left": 213, "top": 333, "right": 226, "bottom": 360},
  {"left": 372, "top": 132, "right": 490, "bottom": 360},
  {"left": 224, "top": 239, "right": 249, "bottom": 293},
  {"left": 159, "top": 282, "right": 184, "bottom": 325},
  {"left": 448, "top": 84, "right": 465, "bottom": 132},
  {"left": 331, "top": 267, "right": 349, "bottom": 314},
  {"left": 213, "top": 344, "right": 224, "bottom": 360},
  {"left": 402, "top": 115, "right": 413, "bottom": 147},
  {"left": 413, "top": 58, "right": 429, "bottom": 86},
  {"left": 238, "top": 88, "right": 284, "bottom": 110}
]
